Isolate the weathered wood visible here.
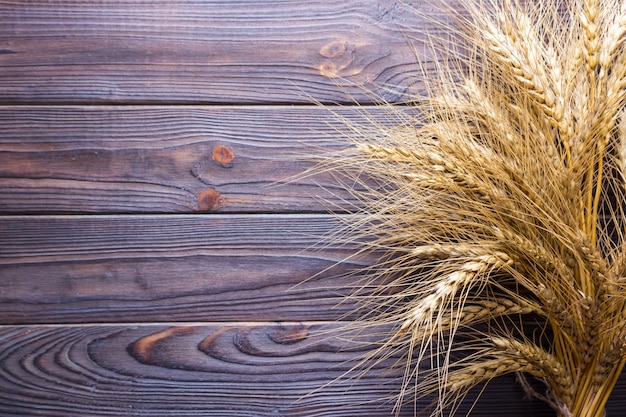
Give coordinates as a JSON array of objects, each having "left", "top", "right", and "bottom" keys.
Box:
[
  {"left": 0, "top": 105, "right": 403, "bottom": 214},
  {"left": 0, "top": 0, "right": 439, "bottom": 104},
  {"left": 0, "top": 322, "right": 561, "bottom": 417},
  {"left": 6, "top": 2, "right": 620, "bottom": 414},
  {"left": 0, "top": 214, "right": 375, "bottom": 324}
]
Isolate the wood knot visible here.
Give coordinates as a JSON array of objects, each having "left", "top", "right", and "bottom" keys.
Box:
[
  {"left": 211, "top": 144, "right": 235, "bottom": 168},
  {"left": 197, "top": 188, "right": 224, "bottom": 211},
  {"left": 319, "top": 39, "right": 346, "bottom": 58},
  {"left": 319, "top": 62, "right": 339, "bottom": 78}
]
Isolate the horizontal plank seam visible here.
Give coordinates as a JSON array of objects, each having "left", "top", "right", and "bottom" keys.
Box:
[
  {"left": 0, "top": 212, "right": 358, "bottom": 220},
  {"left": 0, "top": 100, "right": 415, "bottom": 107},
  {"left": 0, "top": 320, "right": 375, "bottom": 328},
  {"left": 0, "top": 101, "right": 416, "bottom": 108}
]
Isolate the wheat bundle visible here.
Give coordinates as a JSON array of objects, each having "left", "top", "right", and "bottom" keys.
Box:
[{"left": 325, "top": 0, "right": 626, "bottom": 416}]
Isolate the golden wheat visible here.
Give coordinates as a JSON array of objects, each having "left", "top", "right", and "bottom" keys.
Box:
[{"left": 319, "top": 0, "right": 626, "bottom": 416}]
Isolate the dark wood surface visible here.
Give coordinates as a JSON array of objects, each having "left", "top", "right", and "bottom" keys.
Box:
[
  {"left": 0, "top": 1, "right": 621, "bottom": 416},
  {"left": 0, "top": 0, "right": 436, "bottom": 104},
  {"left": 0, "top": 214, "right": 370, "bottom": 324},
  {"left": 0, "top": 105, "right": 400, "bottom": 213},
  {"left": 0, "top": 322, "right": 563, "bottom": 417}
]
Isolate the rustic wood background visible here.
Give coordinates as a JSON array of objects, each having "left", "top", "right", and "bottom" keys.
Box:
[{"left": 1, "top": 1, "right": 625, "bottom": 416}]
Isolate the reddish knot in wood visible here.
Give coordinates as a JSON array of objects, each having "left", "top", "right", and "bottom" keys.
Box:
[
  {"left": 319, "top": 39, "right": 346, "bottom": 58},
  {"left": 197, "top": 188, "right": 225, "bottom": 212},
  {"left": 319, "top": 62, "right": 339, "bottom": 78},
  {"left": 211, "top": 144, "right": 235, "bottom": 168},
  {"left": 128, "top": 327, "right": 196, "bottom": 364}
]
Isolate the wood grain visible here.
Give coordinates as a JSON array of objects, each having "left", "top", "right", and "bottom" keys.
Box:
[
  {"left": 0, "top": 105, "right": 405, "bottom": 214},
  {"left": 0, "top": 0, "right": 438, "bottom": 104},
  {"left": 0, "top": 322, "right": 562, "bottom": 417},
  {"left": 5, "top": 1, "right": 623, "bottom": 415},
  {"left": 0, "top": 214, "right": 376, "bottom": 324}
]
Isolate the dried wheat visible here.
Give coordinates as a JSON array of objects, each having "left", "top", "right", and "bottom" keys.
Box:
[{"left": 318, "top": 0, "right": 626, "bottom": 416}]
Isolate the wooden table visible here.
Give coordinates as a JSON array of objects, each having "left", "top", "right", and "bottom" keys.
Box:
[{"left": 1, "top": 1, "right": 621, "bottom": 415}]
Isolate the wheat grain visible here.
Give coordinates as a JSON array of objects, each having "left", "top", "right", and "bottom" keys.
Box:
[
  {"left": 399, "top": 268, "right": 479, "bottom": 335},
  {"left": 445, "top": 358, "right": 535, "bottom": 391},
  {"left": 432, "top": 297, "right": 542, "bottom": 332},
  {"left": 580, "top": 0, "right": 601, "bottom": 71},
  {"left": 599, "top": 2, "right": 626, "bottom": 68},
  {"left": 579, "top": 294, "right": 602, "bottom": 366},
  {"left": 472, "top": 5, "right": 563, "bottom": 129},
  {"left": 491, "top": 336, "right": 575, "bottom": 404}
]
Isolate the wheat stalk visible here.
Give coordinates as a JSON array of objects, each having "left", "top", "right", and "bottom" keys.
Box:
[{"left": 320, "top": 0, "right": 626, "bottom": 416}]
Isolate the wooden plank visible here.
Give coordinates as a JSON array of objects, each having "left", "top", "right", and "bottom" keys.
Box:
[
  {"left": 0, "top": 322, "right": 561, "bottom": 416},
  {"left": 0, "top": 0, "right": 438, "bottom": 104},
  {"left": 0, "top": 105, "right": 397, "bottom": 214},
  {"left": 0, "top": 214, "right": 376, "bottom": 324}
]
